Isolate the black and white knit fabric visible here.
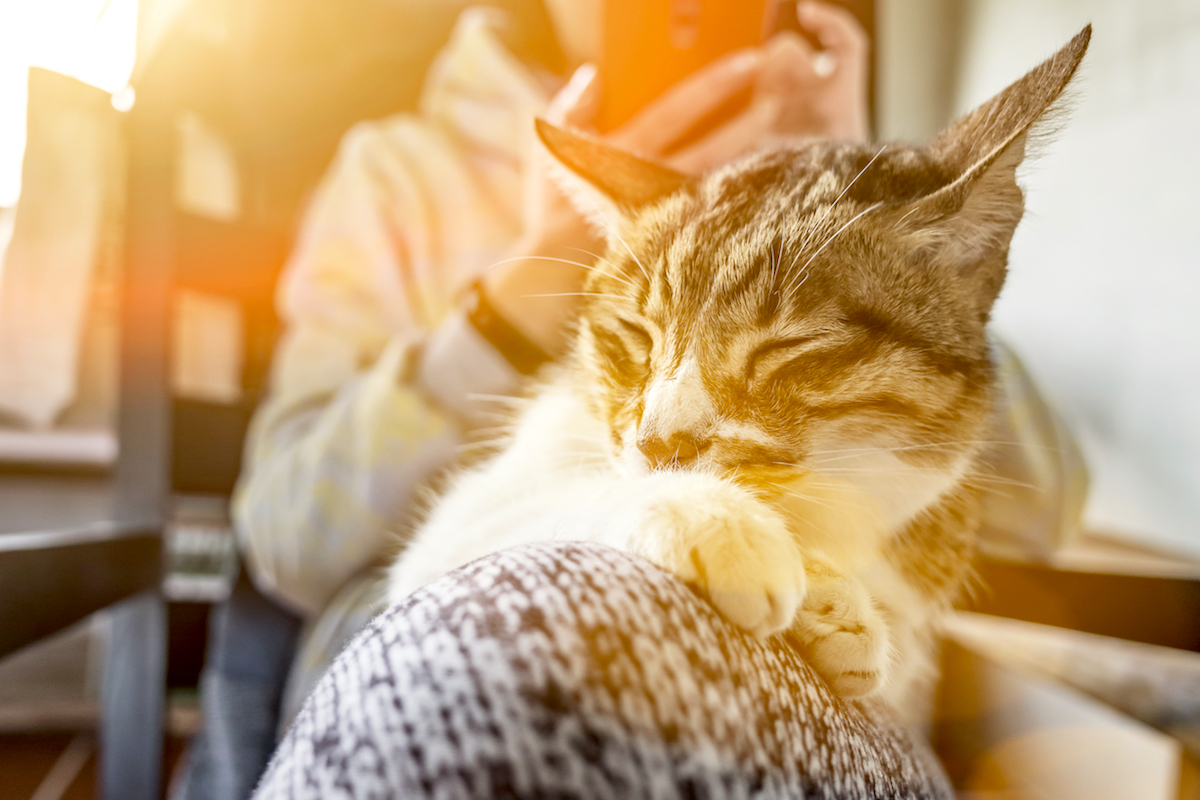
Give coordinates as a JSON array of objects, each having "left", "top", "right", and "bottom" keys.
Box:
[{"left": 253, "top": 542, "right": 952, "bottom": 799}]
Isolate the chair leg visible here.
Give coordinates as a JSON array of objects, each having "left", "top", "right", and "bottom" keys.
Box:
[{"left": 100, "top": 590, "right": 167, "bottom": 800}]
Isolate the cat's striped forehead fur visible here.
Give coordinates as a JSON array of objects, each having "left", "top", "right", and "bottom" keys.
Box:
[{"left": 628, "top": 143, "right": 979, "bottom": 368}]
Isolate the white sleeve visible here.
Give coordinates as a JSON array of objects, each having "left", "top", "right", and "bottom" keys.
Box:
[{"left": 233, "top": 118, "right": 522, "bottom": 615}]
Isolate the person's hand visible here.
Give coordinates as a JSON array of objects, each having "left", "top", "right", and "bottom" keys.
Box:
[
  {"left": 485, "top": 1, "right": 870, "bottom": 352},
  {"left": 486, "top": 50, "right": 769, "bottom": 352},
  {"left": 604, "top": 46, "right": 765, "bottom": 171},
  {"left": 760, "top": 1, "right": 870, "bottom": 141},
  {"left": 518, "top": 63, "right": 606, "bottom": 261},
  {"left": 483, "top": 63, "right": 607, "bottom": 354},
  {"left": 649, "top": 0, "right": 870, "bottom": 172}
]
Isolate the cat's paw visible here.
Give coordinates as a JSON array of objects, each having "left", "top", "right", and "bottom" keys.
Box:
[
  {"left": 631, "top": 481, "right": 806, "bottom": 638},
  {"left": 790, "top": 562, "right": 891, "bottom": 698}
]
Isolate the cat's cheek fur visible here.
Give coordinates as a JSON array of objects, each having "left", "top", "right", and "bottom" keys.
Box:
[
  {"left": 812, "top": 448, "right": 972, "bottom": 534},
  {"left": 803, "top": 421, "right": 977, "bottom": 530},
  {"left": 770, "top": 478, "right": 892, "bottom": 575}
]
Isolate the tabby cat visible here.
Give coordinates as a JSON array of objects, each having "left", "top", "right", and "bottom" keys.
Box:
[{"left": 389, "top": 27, "right": 1091, "bottom": 714}]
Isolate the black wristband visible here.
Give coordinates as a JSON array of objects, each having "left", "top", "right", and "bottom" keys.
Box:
[{"left": 464, "top": 280, "right": 552, "bottom": 376}]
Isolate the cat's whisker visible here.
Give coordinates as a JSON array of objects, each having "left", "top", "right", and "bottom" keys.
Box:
[
  {"left": 811, "top": 466, "right": 956, "bottom": 478},
  {"left": 812, "top": 144, "right": 888, "bottom": 241},
  {"left": 964, "top": 473, "right": 1039, "bottom": 491},
  {"left": 580, "top": 194, "right": 651, "bottom": 282},
  {"left": 567, "top": 247, "right": 624, "bottom": 274},
  {"left": 521, "top": 291, "right": 633, "bottom": 302},
  {"left": 966, "top": 484, "right": 1018, "bottom": 500},
  {"left": 787, "top": 144, "right": 889, "bottom": 283},
  {"left": 736, "top": 468, "right": 861, "bottom": 508},
  {"left": 807, "top": 440, "right": 1016, "bottom": 457},
  {"left": 485, "top": 255, "right": 640, "bottom": 292},
  {"left": 805, "top": 439, "right": 1065, "bottom": 467},
  {"left": 466, "top": 425, "right": 515, "bottom": 436},
  {"left": 769, "top": 237, "right": 782, "bottom": 288},
  {"left": 463, "top": 411, "right": 518, "bottom": 425},
  {"left": 760, "top": 473, "right": 853, "bottom": 494},
  {"left": 897, "top": 205, "right": 923, "bottom": 226},
  {"left": 470, "top": 399, "right": 522, "bottom": 409},
  {"left": 796, "top": 201, "right": 883, "bottom": 277},
  {"left": 566, "top": 246, "right": 606, "bottom": 260},
  {"left": 968, "top": 439, "right": 1066, "bottom": 453},
  {"left": 756, "top": 456, "right": 978, "bottom": 483},
  {"left": 464, "top": 393, "right": 528, "bottom": 406},
  {"left": 777, "top": 488, "right": 845, "bottom": 516},
  {"left": 783, "top": 268, "right": 810, "bottom": 304},
  {"left": 784, "top": 462, "right": 1040, "bottom": 494},
  {"left": 571, "top": 252, "right": 640, "bottom": 290},
  {"left": 457, "top": 439, "right": 512, "bottom": 453}
]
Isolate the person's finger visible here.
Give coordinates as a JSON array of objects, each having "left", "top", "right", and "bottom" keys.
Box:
[
  {"left": 546, "top": 63, "right": 601, "bottom": 126},
  {"left": 796, "top": 1, "right": 868, "bottom": 64},
  {"left": 610, "top": 47, "right": 762, "bottom": 156},
  {"left": 764, "top": 28, "right": 818, "bottom": 73},
  {"left": 759, "top": 30, "right": 821, "bottom": 92},
  {"left": 667, "top": 96, "right": 779, "bottom": 173}
]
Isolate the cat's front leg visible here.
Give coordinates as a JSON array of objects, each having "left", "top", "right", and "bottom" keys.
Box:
[
  {"left": 612, "top": 474, "right": 808, "bottom": 639},
  {"left": 787, "top": 557, "right": 891, "bottom": 699}
]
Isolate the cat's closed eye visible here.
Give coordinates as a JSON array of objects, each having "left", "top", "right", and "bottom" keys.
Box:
[
  {"left": 617, "top": 318, "right": 654, "bottom": 354},
  {"left": 745, "top": 336, "right": 822, "bottom": 383},
  {"left": 591, "top": 318, "right": 654, "bottom": 382}
]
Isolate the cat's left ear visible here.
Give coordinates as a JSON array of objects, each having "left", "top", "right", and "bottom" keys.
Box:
[
  {"left": 898, "top": 26, "right": 1091, "bottom": 305},
  {"left": 535, "top": 119, "right": 695, "bottom": 242}
]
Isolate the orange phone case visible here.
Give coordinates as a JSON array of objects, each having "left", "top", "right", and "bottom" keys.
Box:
[{"left": 598, "top": 0, "right": 773, "bottom": 133}]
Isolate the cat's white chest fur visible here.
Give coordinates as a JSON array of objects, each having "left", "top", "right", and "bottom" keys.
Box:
[{"left": 387, "top": 385, "right": 608, "bottom": 602}]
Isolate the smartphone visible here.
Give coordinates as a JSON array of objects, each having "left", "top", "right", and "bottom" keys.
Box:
[{"left": 597, "top": 0, "right": 774, "bottom": 134}]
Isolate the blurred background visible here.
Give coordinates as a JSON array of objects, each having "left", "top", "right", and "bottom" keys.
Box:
[{"left": 0, "top": 1, "right": 1196, "bottom": 798}]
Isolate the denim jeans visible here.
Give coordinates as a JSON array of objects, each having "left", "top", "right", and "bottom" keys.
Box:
[{"left": 175, "top": 569, "right": 302, "bottom": 800}]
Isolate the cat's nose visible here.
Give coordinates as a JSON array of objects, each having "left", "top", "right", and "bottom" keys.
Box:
[{"left": 638, "top": 432, "right": 709, "bottom": 469}]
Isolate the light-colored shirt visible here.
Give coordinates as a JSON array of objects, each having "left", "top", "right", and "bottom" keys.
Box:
[{"left": 234, "top": 9, "right": 550, "bottom": 614}]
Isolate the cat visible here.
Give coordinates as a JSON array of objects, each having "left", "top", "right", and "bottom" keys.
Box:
[{"left": 389, "top": 27, "right": 1091, "bottom": 715}]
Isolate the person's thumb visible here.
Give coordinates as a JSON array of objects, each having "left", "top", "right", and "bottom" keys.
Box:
[{"left": 546, "top": 63, "right": 600, "bottom": 127}]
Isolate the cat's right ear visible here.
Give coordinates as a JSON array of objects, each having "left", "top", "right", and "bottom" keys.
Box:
[
  {"left": 895, "top": 26, "right": 1090, "bottom": 310},
  {"left": 535, "top": 119, "right": 695, "bottom": 240}
]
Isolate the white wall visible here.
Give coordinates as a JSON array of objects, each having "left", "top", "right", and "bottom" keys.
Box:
[
  {"left": 876, "top": 0, "right": 963, "bottom": 143},
  {"left": 949, "top": 0, "right": 1200, "bottom": 557}
]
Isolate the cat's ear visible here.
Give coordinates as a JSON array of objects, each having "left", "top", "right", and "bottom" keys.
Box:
[
  {"left": 898, "top": 26, "right": 1091, "bottom": 304},
  {"left": 535, "top": 119, "right": 695, "bottom": 239}
]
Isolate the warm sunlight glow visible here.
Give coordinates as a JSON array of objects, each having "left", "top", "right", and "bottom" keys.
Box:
[{"left": 0, "top": 0, "right": 137, "bottom": 207}]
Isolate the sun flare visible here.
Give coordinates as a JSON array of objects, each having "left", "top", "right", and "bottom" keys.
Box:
[{"left": 0, "top": 0, "right": 137, "bottom": 207}]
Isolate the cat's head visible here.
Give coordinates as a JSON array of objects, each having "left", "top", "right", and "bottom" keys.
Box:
[{"left": 537, "top": 28, "right": 1088, "bottom": 535}]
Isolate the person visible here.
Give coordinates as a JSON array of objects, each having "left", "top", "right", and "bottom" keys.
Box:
[
  {"left": 233, "top": 0, "right": 871, "bottom": 620},
  {"left": 177, "top": 0, "right": 1085, "bottom": 796}
]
